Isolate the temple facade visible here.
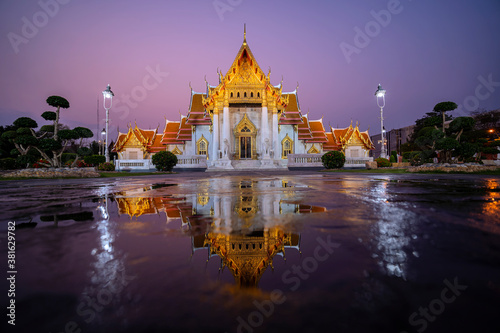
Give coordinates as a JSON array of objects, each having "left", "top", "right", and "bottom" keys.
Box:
[{"left": 113, "top": 30, "right": 374, "bottom": 170}]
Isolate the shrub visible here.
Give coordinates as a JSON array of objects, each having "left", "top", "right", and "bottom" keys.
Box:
[
  {"left": 152, "top": 151, "right": 178, "bottom": 171},
  {"left": 0, "top": 158, "right": 18, "bottom": 170},
  {"left": 98, "top": 162, "right": 115, "bottom": 171},
  {"left": 62, "top": 153, "right": 77, "bottom": 163},
  {"left": 390, "top": 155, "right": 396, "bottom": 163},
  {"left": 84, "top": 155, "right": 106, "bottom": 166},
  {"left": 321, "top": 151, "right": 345, "bottom": 169},
  {"left": 375, "top": 157, "right": 391, "bottom": 167}
]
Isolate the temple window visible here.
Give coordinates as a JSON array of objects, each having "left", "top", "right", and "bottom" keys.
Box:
[
  {"left": 231, "top": 92, "right": 233, "bottom": 98},
  {"left": 257, "top": 92, "right": 260, "bottom": 98},
  {"left": 281, "top": 134, "right": 293, "bottom": 159},
  {"left": 197, "top": 135, "right": 209, "bottom": 156},
  {"left": 244, "top": 92, "right": 247, "bottom": 97},
  {"left": 251, "top": 92, "right": 253, "bottom": 97},
  {"left": 237, "top": 92, "right": 240, "bottom": 98}
]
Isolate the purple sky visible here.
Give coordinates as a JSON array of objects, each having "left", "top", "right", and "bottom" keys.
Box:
[{"left": 1, "top": 0, "right": 499, "bottom": 140}]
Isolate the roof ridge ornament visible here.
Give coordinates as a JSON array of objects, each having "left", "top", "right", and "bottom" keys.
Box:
[{"left": 243, "top": 23, "right": 247, "bottom": 45}]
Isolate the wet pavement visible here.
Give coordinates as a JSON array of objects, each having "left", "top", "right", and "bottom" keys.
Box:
[{"left": 1, "top": 171, "right": 500, "bottom": 333}]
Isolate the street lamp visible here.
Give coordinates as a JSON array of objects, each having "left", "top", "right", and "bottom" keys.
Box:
[
  {"left": 375, "top": 84, "right": 387, "bottom": 159},
  {"left": 102, "top": 84, "right": 114, "bottom": 163},
  {"left": 101, "top": 128, "right": 106, "bottom": 155}
]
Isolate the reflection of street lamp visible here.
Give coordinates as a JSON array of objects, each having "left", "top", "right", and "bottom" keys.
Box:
[
  {"left": 102, "top": 85, "right": 114, "bottom": 163},
  {"left": 375, "top": 84, "right": 387, "bottom": 158}
]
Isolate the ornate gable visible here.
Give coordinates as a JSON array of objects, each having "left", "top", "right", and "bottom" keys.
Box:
[{"left": 202, "top": 26, "right": 288, "bottom": 110}]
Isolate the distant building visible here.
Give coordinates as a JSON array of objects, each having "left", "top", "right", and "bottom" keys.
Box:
[{"left": 370, "top": 124, "right": 415, "bottom": 157}]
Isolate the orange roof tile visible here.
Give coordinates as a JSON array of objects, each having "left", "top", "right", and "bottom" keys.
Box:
[
  {"left": 323, "top": 132, "right": 342, "bottom": 151},
  {"left": 307, "top": 119, "right": 328, "bottom": 143},
  {"left": 161, "top": 121, "right": 183, "bottom": 145},
  {"left": 186, "top": 93, "right": 212, "bottom": 125},
  {"left": 148, "top": 133, "right": 164, "bottom": 152},
  {"left": 177, "top": 117, "right": 192, "bottom": 141},
  {"left": 279, "top": 93, "right": 303, "bottom": 125},
  {"left": 298, "top": 115, "right": 312, "bottom": 140}
]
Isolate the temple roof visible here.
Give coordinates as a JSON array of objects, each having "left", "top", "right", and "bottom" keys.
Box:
[
  {"left": 329, "top": 123, "right": 375, "bottom": 150},
  {"left": 323, "top": 132, "right": 342, "bottom": 151},
  {"left": 177, "top": 117, "right": 192, "bottom": 141},
  {"left": 279, "top": 91, "right": 303, "bottom": 125},
  {"left": 113, "top": 125, "right": 160, "bottom": 152},
  {"left": 161, "top": 119, "right": 183, "bottom": 145},
  {"left": 186, "top": 92, "right": 212, "bottom": 125},
  {"left": 202, "top": 28, "right": 288, "bottom": 109},
  {"left": 297, "top": 113, "right": 313, "bottom": 140},
  {"left": 307, "top": 118, "right": 328, "bottom": 143}
]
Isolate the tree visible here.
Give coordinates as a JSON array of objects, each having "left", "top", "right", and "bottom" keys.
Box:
[
  {"left": 152, "top": 151, "right": 178, "bottom": 171},
  {"left": 433, "top": 101, "right": 458, "bottom": 134},
  {"left": 6, "top": 96, "right": 94, "bottom": 168},
  {"left": 45, "top": 95, "right": 70, "bottom": 141}
]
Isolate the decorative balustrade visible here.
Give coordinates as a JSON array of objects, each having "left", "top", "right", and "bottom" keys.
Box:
[
  {"left": 115, "top": 155, "right": 208, "bottom": 171},
  {"left": 115, "top": 159, "right": 153, "bottom": 171}
]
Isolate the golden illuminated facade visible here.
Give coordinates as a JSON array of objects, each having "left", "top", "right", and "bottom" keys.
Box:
[{"left": 113, "top": 27, "right": 374, "bottom": 170}]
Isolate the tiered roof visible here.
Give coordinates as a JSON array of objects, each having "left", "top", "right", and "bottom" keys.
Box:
[
  {"left": 326, "top": 123, "right": 375, "bottom": 151},
  {"left": 186, "top": 92, "right": 211, "bottom": 125},
  {"left": 177, "top": 117, "right": 192, "bottom": 141},
  {"left": 113, "top": 125, "right": 163, "bottom": 153},
  {"left": 307, "top": 118, "right": 328, "bottom": 143},
  {"left": 279, "top": 92, "right": 303, "bottom": 125},
  {"left": 297, "top": 114, "right": 313, "bottom": 140},
  {"left": 160, "top": 120, "right": 183, "bottom": 145}
]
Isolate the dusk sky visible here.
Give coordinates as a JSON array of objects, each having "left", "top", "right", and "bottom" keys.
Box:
[{"left": 1, "top": 0, "right": 499, "bottom": 140}]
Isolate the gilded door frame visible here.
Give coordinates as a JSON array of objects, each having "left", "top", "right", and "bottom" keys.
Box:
[{"left": 234, "top": 113, "right": 258, "bottom": 160}]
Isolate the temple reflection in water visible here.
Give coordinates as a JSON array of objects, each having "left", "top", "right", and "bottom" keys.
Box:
[{"left": 113, "top": 179, "right": 327, "bottom": 287}]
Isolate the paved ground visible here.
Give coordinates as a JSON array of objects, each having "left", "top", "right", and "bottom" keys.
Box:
[{"left": 1, "top": 171, "right": 499, "bottom": 333}]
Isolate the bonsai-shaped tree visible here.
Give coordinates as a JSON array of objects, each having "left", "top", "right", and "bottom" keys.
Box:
[
  {"left": 433, "top": 101, "right": 458, "bottom": 134},
  {"left": 4, "top": 96, "right": 94, "bottom": 168}
]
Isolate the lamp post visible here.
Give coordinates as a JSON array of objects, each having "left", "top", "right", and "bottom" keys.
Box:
[
  {"left": 375, "top": 84, "right": 387, "bottom": 159},
  {"left": 102, "top": 84, "right": 114, "bottom": 163},
  {"left": 101, "top": 128, "right": 106, "bottom": 155}
]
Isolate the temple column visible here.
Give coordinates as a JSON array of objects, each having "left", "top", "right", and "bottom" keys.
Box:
[
  {"left": 261, "top": 93, "right": 269, "bottom": 156},
  {"left": 272, "top": 107, "right": 278, "bottom": 158},
  {"left": 212, "top": 109, "right": 219, "bottom": 161},
  {"left": 222, "top": 103, "right": 230, "bottom": 158}
]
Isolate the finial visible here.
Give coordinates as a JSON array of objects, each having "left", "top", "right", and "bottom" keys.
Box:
[
  {"left": 296, "top": 82, "right": 299, "bottom": 91},
  {"left": 243, "top": 23, "right": 246, "bottom": 44},
  {"left": 189, "top": 81, "right": 192, "bottom": 90}
]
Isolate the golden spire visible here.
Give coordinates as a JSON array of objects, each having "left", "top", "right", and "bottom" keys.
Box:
[{"left": 243, "top": 23, "right": 247, "bottom": 45}]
